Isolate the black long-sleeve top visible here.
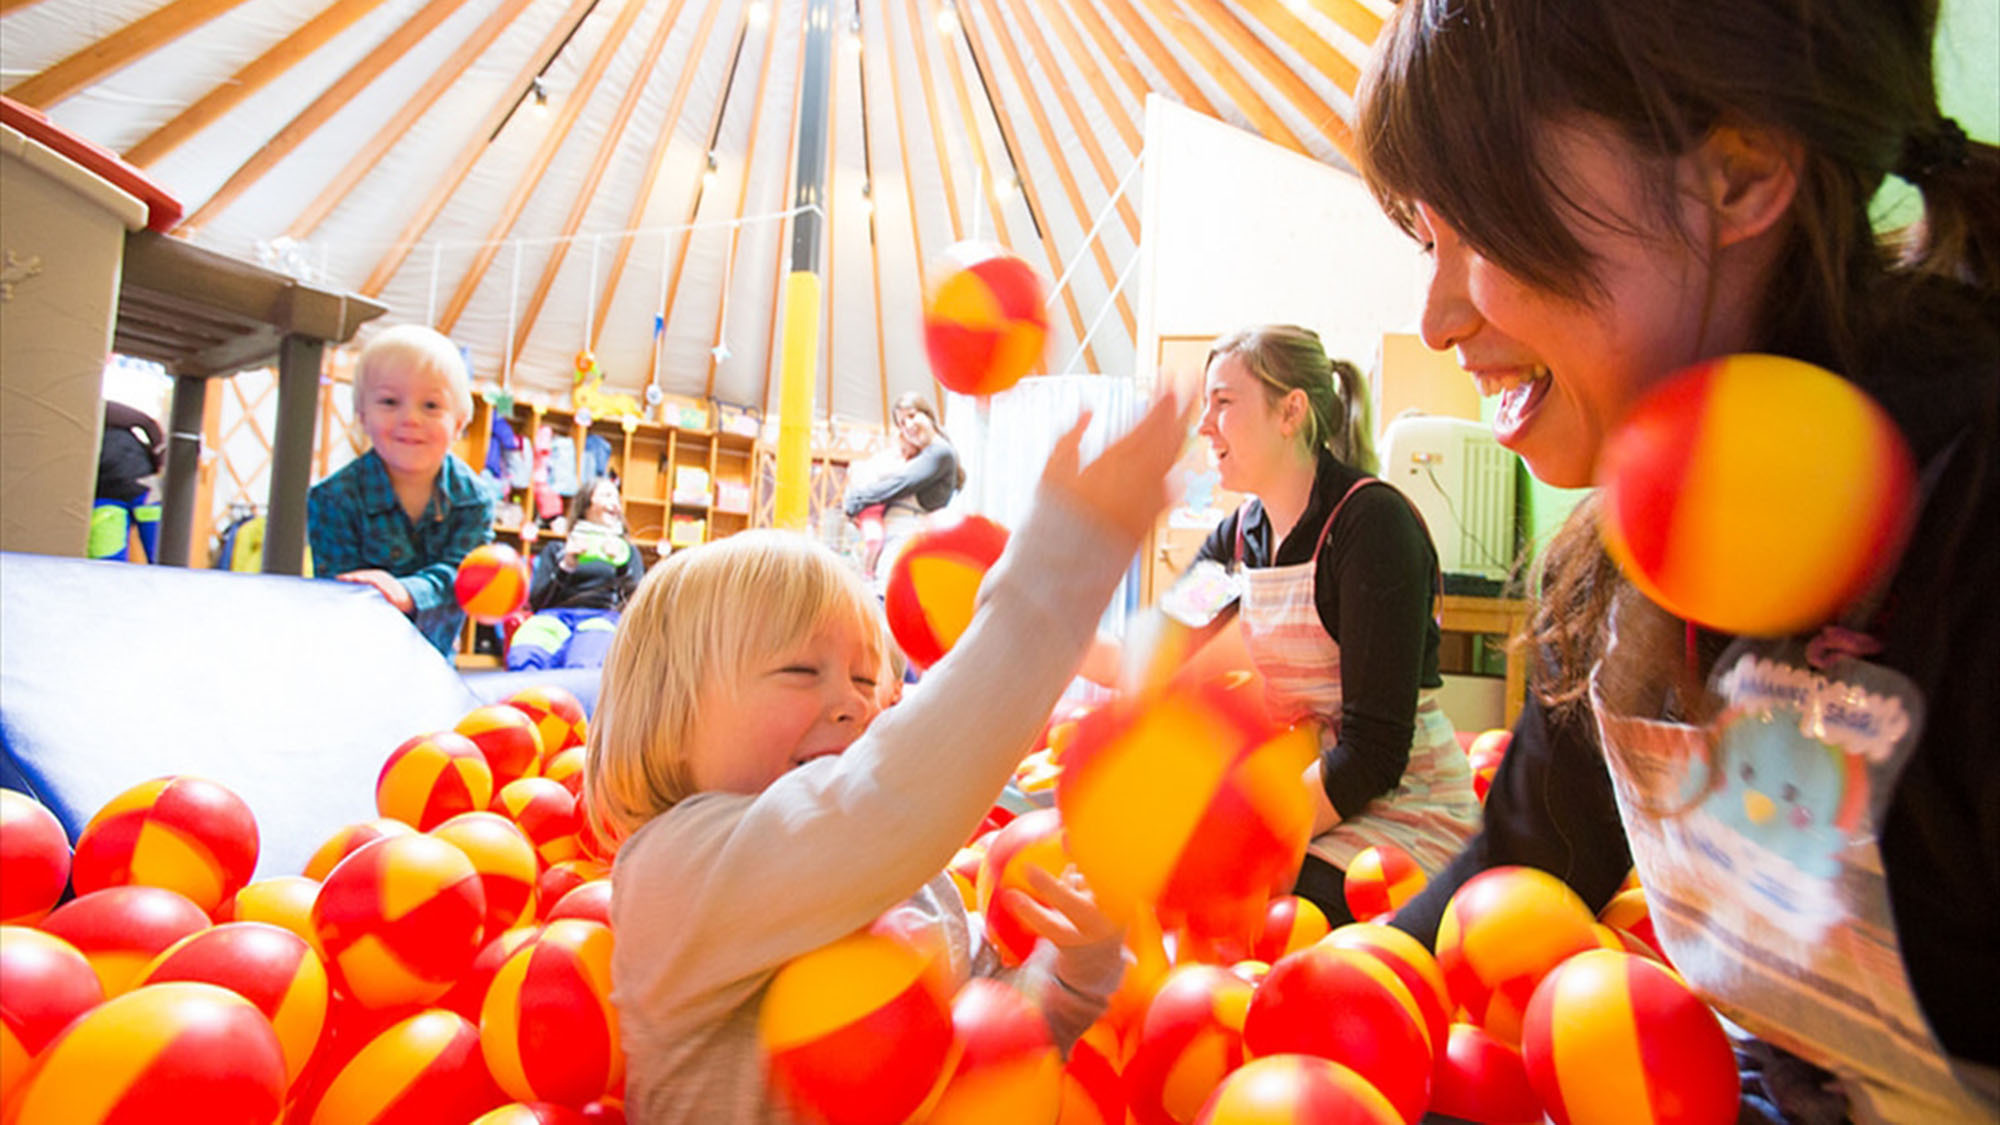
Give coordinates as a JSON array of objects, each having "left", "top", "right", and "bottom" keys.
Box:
[
  {"left": 1392, "top": 282, "right": 2000, "bottom": 1071},
  {"left": 842, "top": 440, "right": 960, "bottom": 516},
  {"left": 1195, "top": 448, "right": 1444, "bottom": 820},
  {"left": 528, "top": 528, "right": 645, "bottom": 612}
]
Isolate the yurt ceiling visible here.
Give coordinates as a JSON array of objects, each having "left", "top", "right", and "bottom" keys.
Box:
[{"left": 0, "top": 0, "right": 1383, "bottom": 429}]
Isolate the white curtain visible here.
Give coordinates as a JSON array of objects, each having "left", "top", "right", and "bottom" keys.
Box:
[{"left": 942, "top": 375, "right": 1144, "bottom": 640}]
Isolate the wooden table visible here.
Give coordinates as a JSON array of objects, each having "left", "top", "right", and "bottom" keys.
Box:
[{"left": 1437, "top": 594, "right": 1533, "bottom": 730}]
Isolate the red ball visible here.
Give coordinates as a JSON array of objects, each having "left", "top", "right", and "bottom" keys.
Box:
[
  {"left": 217, "top": 873, "right": 322, "bottom": 945},
  {"left": 312, "top": 1008, "right": 506, "bottom": 1124},
  {"left": 758, "top": 929, "right": 955, "bottom": 1125},
  {"left": 975, "top": 808, "right": 1072, "bottom": 968},
  {"left": 927, "top": 979, "right": 1062, "bottom": 1123},
  {"left": 40, "top": 884, "right": 212, "bottom": 996},
  {"left": 1322, "top": 922, "right": 1452, "bottom": 1064},
  {"left": 1435, "top": 866, "right": 1599, "bottom": 1045},
  {"left": 1430, "top": 1022, "right": 1542, "bottom": 1124},
  {"left": 439, "top": 925, "right": 542, "bottom": 1022},
  {"left": 505, "top": 686, "right": 589, "bottom": 756},
  {"left": 537, "top": 858, "right": 610, "bottom": 913},
  {"left": 1522, "top": 950, "right": 1739, "bottom": 1125},
  {"left": 0, "top": 926, "right": 104, "bottom": 1105},
  {"left": 12, "top": 981, "right": 287, "bottom": 1125},
  {"left": 378, "top": 730, "right": 496, "bottom": 831},
  {"left": 1191, "top": 1054, "right": 1404, "bottom": 1125},
  {"left": 1057, "top": 1019, "right": 1126, "bottom": 1125},
  {"left": 457, "top": 543, "right": 532, "bottom": 624},
  {"left": 541, "top": 746, "right": 587, "bottom": 798},
  {"left": 883, "top": 512, "right": 1011, "bottom": 669},
  {"left": 495, "top": 777, "right": 583, "bottom": 866},
  {"left": 480, "top": 918, "right": 623, "bottom": 1107},
  {"left": 546, "top": 879, "right": 613, "bottom": 926},
  {"left": 1242, "top": 943, "right": 1433, "bottom": 1123},
  {"left": 137, "top": 920, "right": 330, "bottom": 1085},
  {"left": 70, "top": 775, "right": 259, "bottom": 916},
  {"left": 1251, "top": 895, "right": 1331, "bottom": 964},
  {"left": 311, "top": 834, "right": 487, "bottom": 1010},
  {"left": 1596, "top": 887, "right": 1666, "bottom": 963},
  {"left": 472, "top": 1104, "right": 590, "bottom": 1125},
  {"left": 430, "top": 811, "right": 540, "bottom": 935},
  {"left": 1342, "top": 843, "right": 1427, "bottom": 922},
  {"left": 0, "top": 789, "right": 71, "bottom": 925},
  {"left": 458, "top": 705, "right": 548, "bottom": 791},
  {"left": 1124, "top": 964, "right": 1254, "bottom": 1125},
  {"left": 305, "top": 818, "right": 416, "bottom": 882},
  {"left": 922, "top": 242, "right": 1049, "bottom": 396}
]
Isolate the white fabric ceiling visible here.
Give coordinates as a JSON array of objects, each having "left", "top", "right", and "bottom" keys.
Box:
[{"left": 2, "top": 0, "right": 1381, "bottom": 429}]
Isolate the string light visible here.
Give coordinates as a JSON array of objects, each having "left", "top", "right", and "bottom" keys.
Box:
[{"left": 530, "top": 76, "right": 550, "bottom": 118}]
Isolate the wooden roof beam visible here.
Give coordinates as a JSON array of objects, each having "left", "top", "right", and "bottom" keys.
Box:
[
  {"left": 1092, "top": 0, "right": 1216, "bottom": 118},
  {"left": 699, "top": 0, "right": 785, "bottom": 400},
  {"left": 1230, "top": 0, "right": 1360, "bottom": 96},
  {"left": 1044, "top": 0, "right": 1150, "bottom": 113},
  {"left": 1034, "top": 0, "right": 1140, "bottom": 152},
  {"left": 1176, "top": 0, "right": 1355, "bottom": 160},
  {"left": 1125, "top": 0, "right": 1308, "bottom": 155},
  {"left": 4, "top": 0, "right": 258, "bottom": 107}
]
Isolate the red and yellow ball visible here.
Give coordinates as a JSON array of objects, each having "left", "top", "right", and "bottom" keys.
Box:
[
  {"left": 136, "top": 920, "right": 329, "bottom": 1084},
  {"left": 1342, "top": 843, "right": 1427, "bottom": 922},
  {"left": 1435, "top": 865, "right": 1600, "bottom": 1046},
  {"left": 457, "top": 543, "right": 532, "bottom": 625},
  {"left": 884, "top": 513, "right": 1011, "bottom": 669},
  {"left": 1191, "top": 1054, "right": 1403, "bottom": 1125},
  {"left": 0, "top": 789, "right": 71, "bottom": 925},
  {"left": 922, "top": 242, "right": 1049, "bottom": 397},
  {"left": 378, "top": 730, "right": 496, "bottom": 831},
  {"left": 480, "top": 918, "right": 622, "bottom": 1108},
  {"left": 458, "top": 705, "right": 547, "bottom": 791},
  {"left": 310, "top": 1007, "right": 505, "bottom": 1125},
  {"left": 0, "top": 926, "right": 103, "bottom": 1105},
  {"left": 39, "top": 884, "right": 212, "bottom": 996},
  {"left": 70, "top": 774, "right": 259, "bottom": 916},
  {"left": 505, "top": 684, "right": 589, "bottom": 756},
  {"left": 311, "top": 833, "right": 487, "bottom": 1010}
]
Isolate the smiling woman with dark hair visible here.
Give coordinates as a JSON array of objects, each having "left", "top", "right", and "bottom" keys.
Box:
[{"left": 843, "top": 391, "right": 965, "bottom": 581}]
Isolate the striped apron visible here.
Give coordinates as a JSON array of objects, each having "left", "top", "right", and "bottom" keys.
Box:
[
  {"left": 1589, "top": 592, "right": 1998, "bottom": 1121},
  {"left": 1234, "top": 483, "right": 1481, "bottom": 875}
]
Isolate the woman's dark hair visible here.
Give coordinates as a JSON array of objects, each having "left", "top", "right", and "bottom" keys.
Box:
[
  {"left": 893, "top": 391, "right": 967, "bottom": 490},
  {"left": 1356, "top": 0, "right": 1999, "bottom": 711},
  {"left": 567, "top": 474, "right": 620, "bottom": 526},
  {"left": 1208, "top": 325, "right": 1377, "bottom": 474}
]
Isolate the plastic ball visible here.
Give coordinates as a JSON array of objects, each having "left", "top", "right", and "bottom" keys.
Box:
[
  {"left": 975, "top": 807, "right": 1073, "bottom": 967},
  {"left": 1598, "top": 354, "right": 1917, "bottom": 637},
  {"left": 472, "top": 1104, "right": 589, "bottom": 1125},
  {"left": 430, "top": 812, "right": 540, "bottom": 935},
  {"left": 580, "top": 1098, "right": 625, "bottom": 1124},
  {"left": 1057, "top": 674, "right": 1316, "bottom": 950},
  {"left": 1320, "top": 922, "right": 1452, "bottom": 1064},
  {"left": 757, "top": 929, "right": 955, "bottom": 1125},
  {"left": 1251, "top": 895, "right": 1330, "bottom": 964},
  {"left": 542, "top": 746, "right": 587, "bottom": 798},
  {"left": 1341, "top": 843, "right": 1427, "bottom": 922},
  {"left": 537, "top": 858, "right": 610, "bottom": 911},
  {"left": 1429, "top": 1022, "right": 1542, "bottom": 1125},
  {"left": 40, "top": 884, "right": 211, "bottom": 996},
  {"left": 0, "top": 926, "right": 103, "bottom": 1105},
  {"left": 11, "top": 981, "right": 287, "bottom": 1125},
  {"left": 0, "top": 789, "right": 71, "bottom": 925},
  {"left": 440, "top": 925, "right": 542, "bottom": 1022},
  {"left": 378, "top": 730, "right": 496, "bottom": 831},
  {"left": 457, "top": 543, "right": 532, "bottom": 625},
  {"left": 458, "top": 705, "right": 548, "bottom": 791},
  {"left": 546, "top": 879, "right": 612, "bottom": 926},
  {"left": 70, "top": 774, "right": 259, "bottom": 916},
  {"left": 311, "top": 834, "right": 487, "bottom": 1010},
  {"left": 1057, "top": 1019, "right": 1125, "bottom": 1125},
  {"left": 1124, "top": 963, "right": 1255, "bottom": 1125},
  {"left": 137, "top": 920, "right": 329, "bottom": 1084},
  {"left": 1241, "top": 944, "right": 1433, "bottom": 1123},
  {"left": 217, "top": 873, "right": 321, "bottom": 944},
  {"left": 505, "top": 686, "right": 589, "bottom": 757},
  {"left": 305, "top": 818, "right": 417, "bottom": 881},
  {"left": 1596, "top": 887, "right": 1665, "bottom": 962},
  {"left": 494, "top": 777, "right": 583, "bottom": 866},
  {"left": 922, "top": 242, "right": 1049, "bottom": 396},
  {"left": 480, "top": 918, "right": 622, "bottom": 1107},
  {"left": 1191, "top": 1054, "right": 1403, "bottom": 1125},
  {"left": 883, "top": 513, "right": 1011, "bottom": 669},
  {"left": 924, "top": 979, "right": 1062, "bottom": 1125},
  {"left": 311, "top": 1008, "right": 505, "bottom": 1125},
  {"left": 1435, "top": 866, "right": 1600, "bottom": 1045},
  {"left": 946, "top": 842, "right": 987, "bottom": 911},
  {"left": 1522, "top": 950, "right": 1739, "bottom": 1125}
]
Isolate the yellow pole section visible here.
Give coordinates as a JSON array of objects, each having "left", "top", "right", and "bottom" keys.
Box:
[{"left": 773, "top": 269, "right": 820, "bottom": 530}]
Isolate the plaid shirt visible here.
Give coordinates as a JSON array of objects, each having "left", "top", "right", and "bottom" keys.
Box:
[{"left": 307, "top": 449, "right": 494, "bottom": 656}]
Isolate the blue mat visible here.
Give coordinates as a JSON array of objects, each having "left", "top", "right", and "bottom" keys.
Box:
[{"left": 0, "top": 552, "right": 597, "bottom": 880}]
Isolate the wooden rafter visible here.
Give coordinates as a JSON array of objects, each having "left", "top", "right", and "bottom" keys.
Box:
[
  {"left": 874, "top": 0, "right": 942, "bottom": 406},
  {"left": 1045, "top": 0, "right": 1149, "bottom": 112},
  {"left": 967, "top": 0, "right": 1124, "bottom": 353},
  {"left": 1177, "top": 0, "right": 1354, "bottom": 160},
  {"left": 997, "top": 0, "right": 1139, "bottom": 243},
  {"left": 1304, "top": 0, "right": 1382, "bottom": 47},
  {"left": 509, "top": 0, "right": 694, "bottom": 366},
  {"left": 353, "top": 0, "right": 596, "bottom": 294},
  {"left": 902, "top": 0, "right": 964, "bottom": 243},
  {"left": 177, "top": 0, "right": 476, "bottom": 234},
  {"left": 1128, "top": 0, "right": 1307, "bottom": 155},
  {"left": 125, "top": 0, "right": 389, "bottom": 166},
  {"left": 854, "top": 3, "right": 894, "bottom": 429},
  {"left": 755, "top": 4, "right": 813, "bottom": 415},
  {"left": 589, "top": 0, "right": 729, "bottom": 350},
  {"left": 1231, "top": 0, "right": 1360, "bottom": 95},
  {"left": 1035, "top": 0, "right": 1140, "bottom": 152},
  {"left": 1092, "top": 0, "right": 1216, "bottom": 117},
  {"left": 4, "top": 0, "right": 258, "bottom": 107},
  {"left": 286, "top": 0, "right": 537, "bottom": 240},
  {"left": 646, "top": 9, "right": 755, "bottom": 388},
  {"left": 435, "top": 0, "right": 653, "bottom": 338},
  {"left": 933, "top": 3, "right": 1015, "bottom": 247},
  {"left": 700, "top": 0, "right": 785, "bottom": 400}
]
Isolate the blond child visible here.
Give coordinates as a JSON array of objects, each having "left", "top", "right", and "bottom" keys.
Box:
[
  {"left": 584, "top": 393, "right": 1190, "bottom": 1123},
  {"left": 307, "top": 324, "right": 494, "bottom": 656}
]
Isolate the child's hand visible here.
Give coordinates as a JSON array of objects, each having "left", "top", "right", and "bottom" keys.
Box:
[
  {"left": 1009, "top": 864, "right": 1123, "bottom": 952},
  {"left": 337, "top": 568, "right": 416, "bottom": 614},
  {"left": 1040, "top": 382, "right": 1197, "bottom": 543}
]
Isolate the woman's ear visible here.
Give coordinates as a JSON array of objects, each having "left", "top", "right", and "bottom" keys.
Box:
[{"left": 1690, "top": 122, "right": 1800, "bottom": 249}]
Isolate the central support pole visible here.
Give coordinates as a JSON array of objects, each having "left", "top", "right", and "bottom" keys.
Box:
[{"left": 772, "top": 0, "right": 835, "bottom": 531}]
